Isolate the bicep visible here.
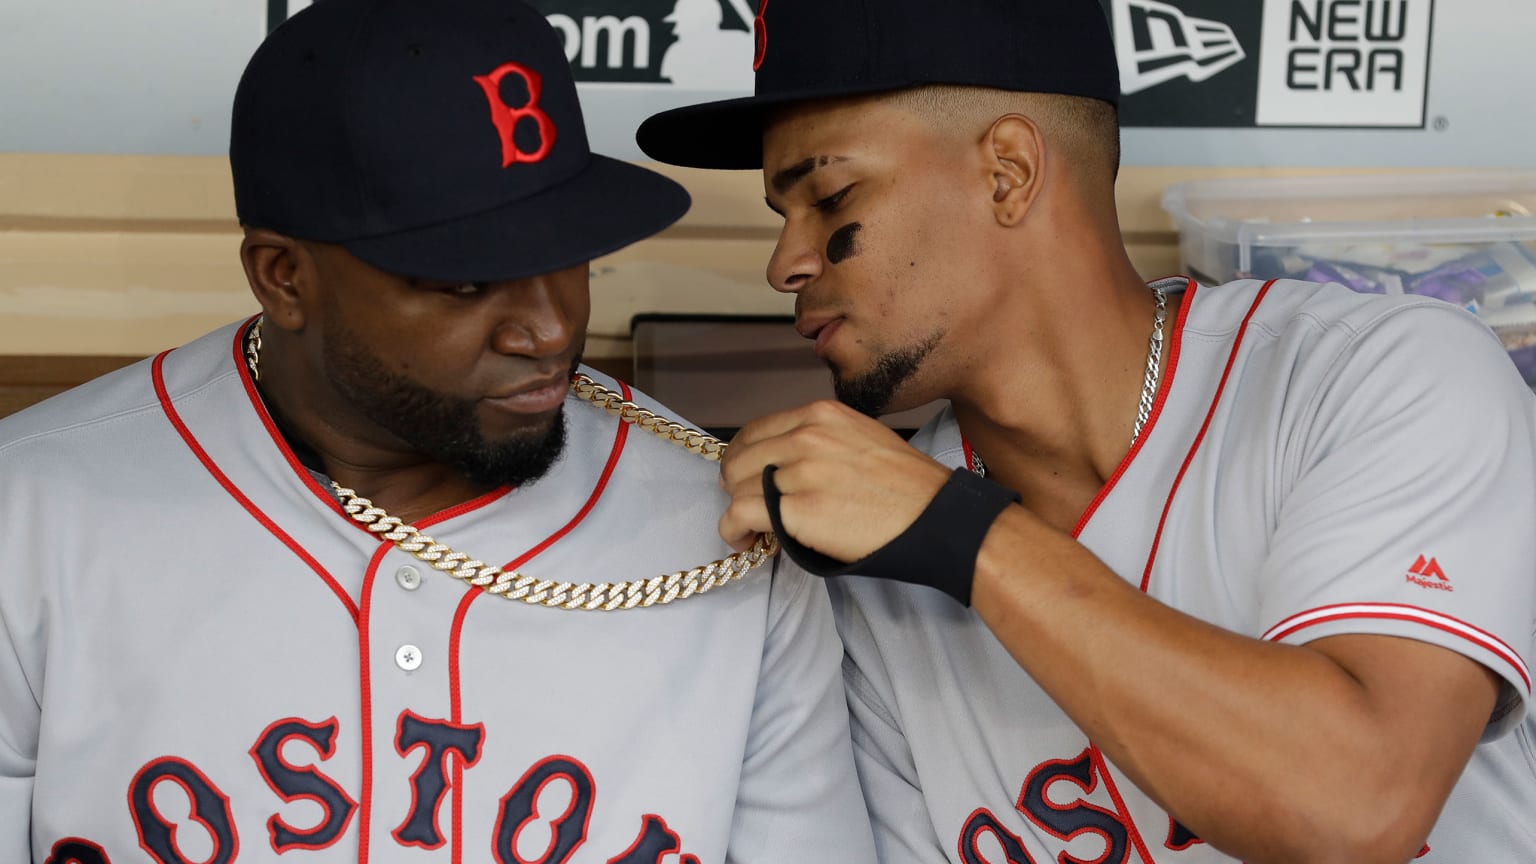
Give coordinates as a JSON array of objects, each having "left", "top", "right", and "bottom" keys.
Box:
[
  {"left": 843, "top": 655, "right": 948, "bottom": 864},
  {"left": 1310, "top": 632, "right": 1500, "bottom": 790},
  {"left": 727, "top": 561, "right": 876, "bottom": 863}
]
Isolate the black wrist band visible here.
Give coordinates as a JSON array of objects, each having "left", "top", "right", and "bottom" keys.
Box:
[{"left": 762, "top": 465, "right": 1020, "bottom": 606}]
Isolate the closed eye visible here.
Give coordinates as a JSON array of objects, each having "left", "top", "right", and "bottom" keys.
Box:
[{"left": 814, "top": 184, "right": 854, "bottom": 214}]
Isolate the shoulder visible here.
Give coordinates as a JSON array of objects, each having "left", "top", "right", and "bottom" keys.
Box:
[
  {"left": 1200, "top": 277, "right": 1508, "bottom": 356},
  {"left": 1190, "top": 278, "right": 1527, "bottom": 406},
  {"left": 560, "top": 367, "right": 739, "bottom": 554},
  {"left": 568, "top": 367, "right": 728, "bottom": 485},
  {"left": 0, "top": 324, "right": 241, "bottom": 464}
]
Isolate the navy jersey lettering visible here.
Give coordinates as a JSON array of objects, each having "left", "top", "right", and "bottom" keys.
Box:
[
  {"left": 957, "top": 808, "right": 1038, "bottom": 864},
  {"left": 1166, "top": 817, "right": 1202, "bottom": 851},
  {"left": 248, "top": 716, "right": 357, "bottom": 853},
  {"left": 44, "top": 838, "right": 112, "bottom": 864},
  {"left": 128, "top": 758, "right": 240, "bottom": 864},
  {"left": 1017, "top": 749, "right": 1131, "bottom": 864},
  {"left": 493, "top": 756, "right": 596, "bottom": 864},
  {"left": 605, "top": 815, "right": 680, "bottom": 864},
  {"left": 392, "top": 710, "right": 486, "bottom": 849}
]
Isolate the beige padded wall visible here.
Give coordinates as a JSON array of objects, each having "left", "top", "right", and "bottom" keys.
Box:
[{"left": 0, "top": 153, "right": 1394, "bottom": 415}]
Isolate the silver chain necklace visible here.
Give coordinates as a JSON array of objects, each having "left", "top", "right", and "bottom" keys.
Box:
[{"left": 972, "top": 285, "right": 1168, "bottom": 478}]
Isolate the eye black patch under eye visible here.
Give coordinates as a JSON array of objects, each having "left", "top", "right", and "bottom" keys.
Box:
[{"left": 826, "top": 222, "right": 863, "bottom": 265}]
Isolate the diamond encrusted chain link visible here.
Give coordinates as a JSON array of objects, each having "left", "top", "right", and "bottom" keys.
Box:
[{"left": 246, "top": 319, "right": 777, "bottom": 611}]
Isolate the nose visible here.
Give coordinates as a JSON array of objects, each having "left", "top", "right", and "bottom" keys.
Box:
[
  {"left": 766, "top": 220, "right": 823, "bottom": 295},
  {"left": 488, "top": 267, "right": 589, "bottom": 360}
]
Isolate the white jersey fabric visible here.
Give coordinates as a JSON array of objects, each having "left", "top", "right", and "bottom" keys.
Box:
[
  {"left": 0, "top": 321, "right": 876, "bottom": 864},
  {"left": 830, "top": 278, "right": 1536, "bottom": 863}
]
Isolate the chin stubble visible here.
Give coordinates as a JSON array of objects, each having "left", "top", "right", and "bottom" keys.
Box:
[{"left": 831, "top": 331, "right": 942, "bottom": 418}]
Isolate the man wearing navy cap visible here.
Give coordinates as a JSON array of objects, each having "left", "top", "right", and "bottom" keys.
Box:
[
  {"left": 0, "top": 1, "right": 875, "bottom": 860},
  {"left": 640, "top": 1, "right": 1536, "bottom": 862}
]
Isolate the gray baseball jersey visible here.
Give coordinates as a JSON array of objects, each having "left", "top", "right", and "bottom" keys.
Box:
[
  {"left": 829, "top": 277, "right": 1536, "bottom": 863},
  {"left": 0, "top": 321, "right": 876, "bottom": 863}
]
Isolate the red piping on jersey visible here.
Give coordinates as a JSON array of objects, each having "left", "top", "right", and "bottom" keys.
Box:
[
  {"left": 1088, "top": 746, "right": 1159, "bottom": 864},
  {"left": 417, "top": 487, "right": 515, "bottom": 530},
  {"left": 446, "top": 379, "right": 634, "bottom": 864},
  {"left": 961, "top": 437, "right": 979, "bottom": 477},
  {"left": 154, "top": 350, "right": 361, "bottom": 623},
  {"left": 232, "top": 320, "right": 349, "bottom": 520},
  {"left": 356, "top": 542, "right": 392, "bottom": 864},
  {"left": 960, "top": 280, "right": 1198, "bottom": 542},
  {"left": 230, "top": 322, "right": 515, "bottom": 533},
  {"left": 1071, "top": 279, "right": 1198, "bottom": 540},
  {"left": 1139, "top": 281, "right": 1275, "bottom": 593},
  {"left": 1264, "top": 603, "right": 1532, "bottom": 694}
]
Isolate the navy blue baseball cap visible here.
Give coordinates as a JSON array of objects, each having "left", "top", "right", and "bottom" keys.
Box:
[
  {"left": 637, "top": 0, "right": 1120, "bottom": 170},
  {"left": 231, "top": 0, "right": 690, "bottom": 283}
]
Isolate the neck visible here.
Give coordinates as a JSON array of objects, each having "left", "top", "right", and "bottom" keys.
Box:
[
  {"left": 952, "top": 248, "right": 1178, "bottom": 532},
  {"left": 251, "top": 325, "right": 496, "bottom": 524}
]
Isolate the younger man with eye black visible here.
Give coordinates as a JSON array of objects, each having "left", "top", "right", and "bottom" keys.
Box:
[
  {"left": 0, "top": 1, "right": 875, "bottom": 860},
  {"left": 639, "top": 1, "right": 1536, "bottom": 862}
]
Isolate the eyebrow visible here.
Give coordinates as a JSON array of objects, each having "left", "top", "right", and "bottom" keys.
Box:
[{"left": 769, "top": 155, "right": 850, "bottom": 195}]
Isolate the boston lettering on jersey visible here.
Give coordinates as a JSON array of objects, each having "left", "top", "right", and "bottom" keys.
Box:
[
  {"left": 957, "top": 747, "right": 1184, "bottom": 864},
  {"left": 45, "top": 710, "right": 700, "bottom": 864},
  {"left": 957, "top": 747, "right": 1430, "bottom": 863}
]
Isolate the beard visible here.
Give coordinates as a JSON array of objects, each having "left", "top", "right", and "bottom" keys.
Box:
[
  {"left": 831, "top": 331, "right": 942, "bottom": 418},
  {"left": 322, "top": 323, "right": 572, "bottom": 490}
]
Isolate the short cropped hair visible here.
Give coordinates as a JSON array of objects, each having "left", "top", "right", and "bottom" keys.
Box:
[{"left": 889, "top": 85, "right": 1121, "bottom": 179}]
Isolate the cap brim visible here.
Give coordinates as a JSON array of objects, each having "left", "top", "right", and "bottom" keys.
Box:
[
  {"left": 343, "top": 155, "right": 690, "bottom": 283},
  {"left": 637, "top": 81, "right": 912, "bottom": 170}
]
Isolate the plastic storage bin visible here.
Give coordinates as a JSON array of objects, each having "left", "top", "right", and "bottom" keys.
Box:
[{"left": 1162, "top": 172, "right": 1536, "bottom": 390}]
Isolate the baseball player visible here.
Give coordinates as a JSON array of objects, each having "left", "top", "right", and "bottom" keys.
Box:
[
  {"left": 636, "top": 0, "right": 1536, "bottom": 862},
  {"left": 0, "top": 1, "right": 876, "bottom": 861}
]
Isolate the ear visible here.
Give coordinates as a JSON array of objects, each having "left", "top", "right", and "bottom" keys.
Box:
[
  {"left": 984, "top": 114, "right": 1046, "bottom": 228},
  {"left": 239, "top": 228, "right": 312, "bottom": 331}
]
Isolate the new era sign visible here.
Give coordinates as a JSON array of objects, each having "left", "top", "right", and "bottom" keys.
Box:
[
  {"left": 1103, "top": 0, "right": 1435, "bottom": 129},
  {"left": 1113, "top": 0, "right": 1246, "bottom": 96},
  {"left": 267, "top": 0, "right": 1435, "bottom": 129},
  {"left": 1254, "top": 0, "right": 1435, "bottom": 126}
]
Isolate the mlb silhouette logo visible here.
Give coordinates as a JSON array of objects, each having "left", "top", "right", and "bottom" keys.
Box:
[
  {"left": 532, "top": 0, "right": 756, "bottom": 89},
  {"left": 660, "top": 0, "right": 755, "bottom": 88}
]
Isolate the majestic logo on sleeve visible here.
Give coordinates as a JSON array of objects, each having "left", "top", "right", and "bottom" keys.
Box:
[
  {"left": 474, "top": 62, "right": 558, "bottom": 167},
  {"left": 1111, "top": 0, "right": 1246, "bottom": 94},
  {"left": 1405, "top": 554, "right": 1452, "bottom": 591}
]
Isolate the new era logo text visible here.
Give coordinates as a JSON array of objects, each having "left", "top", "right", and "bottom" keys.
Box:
[{"left": 1256, "top": 0, "right": 1434, "bottom": 126}]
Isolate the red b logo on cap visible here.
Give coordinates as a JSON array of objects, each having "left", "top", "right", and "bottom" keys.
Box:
[
  {"left": 753, "top": 0, "right": 768, "bottom": 71},
  {"left": 474, "top": 62, "right": 557, "bottom": 167}
]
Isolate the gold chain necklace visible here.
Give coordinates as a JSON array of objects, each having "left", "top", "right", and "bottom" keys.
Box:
[
  {"left": 245, "top": 318, "right": 778, "bottom": 611},
  {"left": 972, "top": 285, "right": 1168, "bottom": 478}
]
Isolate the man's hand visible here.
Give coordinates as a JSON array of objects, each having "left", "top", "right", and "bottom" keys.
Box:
[{"left": 718, "top": 400, "right": 952, "bottom": 560}]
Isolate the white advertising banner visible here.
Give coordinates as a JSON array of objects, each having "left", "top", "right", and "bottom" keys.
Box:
[{"left": 1, "top": 0, "right": 1532, "bottom": 167}]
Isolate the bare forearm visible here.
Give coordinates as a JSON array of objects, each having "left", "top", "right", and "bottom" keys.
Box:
[{"left": 971, "top": 507, "right": 1493, "bottom": 864}]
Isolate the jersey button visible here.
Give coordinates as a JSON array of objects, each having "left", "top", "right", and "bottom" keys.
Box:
[
  {"left": 395, "top": 644, "right": 423, "bottom": 672},
  {"left": 395, "top": 565, "right": 422, "bottom": 591}
]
